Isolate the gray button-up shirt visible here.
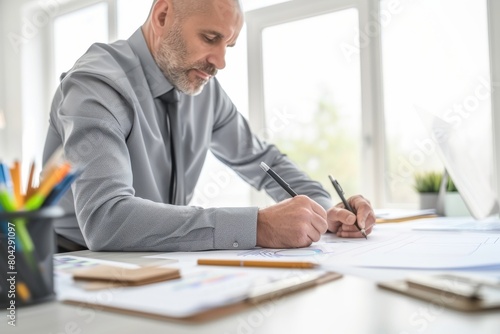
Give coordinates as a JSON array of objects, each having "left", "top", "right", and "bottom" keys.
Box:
[{"left": 43, "top": 28, "right": 332, "bottom": 251}]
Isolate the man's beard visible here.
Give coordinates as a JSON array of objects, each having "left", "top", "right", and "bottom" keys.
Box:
[{"left": 154, "top": 25, "right": 217, "bottom": 96}]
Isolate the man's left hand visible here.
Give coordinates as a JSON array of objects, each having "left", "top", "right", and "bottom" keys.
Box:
[{"left": 327, "top": 195, "right": 376, "bottom": 238}]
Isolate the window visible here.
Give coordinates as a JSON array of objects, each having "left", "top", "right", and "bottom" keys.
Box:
[
  {"left": 261, "top": 9, "right": 362, "bottom": 196},
  {"left": 381, "top": 0, "right": 492, "bottom": 207},
  {"left": 246, "top": 0, "right": 496, "bottom": 209},
  {"left": 53, "top": 3, "right": 108, "bottom": 88},
  {"left": 245, "top": 0, "right": 381, "bottom": 206}
]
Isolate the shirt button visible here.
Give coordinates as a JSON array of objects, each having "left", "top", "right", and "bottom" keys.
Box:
[{"left": 233, "top": 242, "right": 239, "bottom": 248}]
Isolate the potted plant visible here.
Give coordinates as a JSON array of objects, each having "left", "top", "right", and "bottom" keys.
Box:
[
  {"left": 413, "top": 171, "right": 442, "bottom": 210},
  {"left": 413, "top": 171, "right": 470, "bottom": 216},
  {"left": 442, "top": 177, "right": 470, "bottom": 217}
]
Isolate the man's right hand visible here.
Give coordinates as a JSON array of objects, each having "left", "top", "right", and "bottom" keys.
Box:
[{"left": 256, "top": 195, "right": 328, "bottom": 248}]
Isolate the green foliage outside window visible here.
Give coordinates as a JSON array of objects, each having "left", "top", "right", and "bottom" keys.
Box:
[{"left": 273, "top": 96, "right": 360, "bottom": 195}]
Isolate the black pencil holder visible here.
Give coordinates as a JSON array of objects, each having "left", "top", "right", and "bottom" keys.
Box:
[{"left": 0, "top": 206, "right": 64, "bottom": 308}]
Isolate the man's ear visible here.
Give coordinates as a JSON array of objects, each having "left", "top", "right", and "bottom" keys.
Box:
[{"left": 150, "top": 0, "right": 171, "bottom": 35}]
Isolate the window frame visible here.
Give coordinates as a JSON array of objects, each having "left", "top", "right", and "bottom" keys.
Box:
[{"left": 488, "top": 0, "right": 500, "bottom": 209}]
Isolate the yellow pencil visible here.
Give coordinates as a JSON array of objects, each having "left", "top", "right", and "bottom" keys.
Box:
[
  {"left": 197, "top": 259, "right": 317, "bottom": 269},
  {"left": 24, "top": 162, "right": 71, "bottom": 210}
]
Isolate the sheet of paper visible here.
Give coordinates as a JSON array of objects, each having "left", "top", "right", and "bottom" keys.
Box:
[
  {"left": 411, "top": 216, "right": 500, "bottom": 232},
  {"left": 327, "top": 231, "right": 500, "bottom": 270},
  {"left": 57, "top": 265, "right": 325, "bottom": 318},
  {"left": 146, "top": 228, "right": 500, "bottom": 270},
  {"left": 54, "top": 255, "right": 139, "bottom": 272}
]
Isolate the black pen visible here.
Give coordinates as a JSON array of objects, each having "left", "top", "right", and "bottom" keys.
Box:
[
  {"left": 260, "top": 162, "right": 298, "bottom": 197},
  {"left": 328, "top": 175, "right": 367, "bottom": 239}
]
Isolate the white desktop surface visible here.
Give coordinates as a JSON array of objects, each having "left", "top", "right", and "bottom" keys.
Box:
[{"left": 2, "top": 221, "right": 500, "bottom": 334}]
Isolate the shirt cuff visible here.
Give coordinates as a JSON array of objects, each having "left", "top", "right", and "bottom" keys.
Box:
[{"left": 214, "top": 207, "right": 258, "bottom": 249}]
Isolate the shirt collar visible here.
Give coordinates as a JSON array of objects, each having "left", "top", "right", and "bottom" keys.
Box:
[{"left": 128, "top": 27, "right": 174, "bottom": 98}]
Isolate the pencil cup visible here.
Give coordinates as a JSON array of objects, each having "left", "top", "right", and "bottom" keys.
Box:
[{"left": 0, "top": 206, "right": 64, "bottom": 307}]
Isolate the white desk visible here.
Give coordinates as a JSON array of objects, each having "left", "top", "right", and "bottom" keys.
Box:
[{"left": 2, "top": 249, "right": 500, "bottom": 334}]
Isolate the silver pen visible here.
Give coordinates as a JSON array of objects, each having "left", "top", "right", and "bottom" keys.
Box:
[{"left": 328, "top": 175, "right": 367, "bottom": 239}]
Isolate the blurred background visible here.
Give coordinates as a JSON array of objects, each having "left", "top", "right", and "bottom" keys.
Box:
[{"left": 0, "top": 0, "right": 496, "bottom": 211}]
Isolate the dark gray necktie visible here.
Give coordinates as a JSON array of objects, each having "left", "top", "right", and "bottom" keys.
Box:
[{"left": 159, "top": 89, "right": 185, "bottom": 205}]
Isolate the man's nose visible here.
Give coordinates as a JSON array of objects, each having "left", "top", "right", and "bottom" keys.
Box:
[{"left": 207, "top": 45, "right": 226, "bottom": 70}]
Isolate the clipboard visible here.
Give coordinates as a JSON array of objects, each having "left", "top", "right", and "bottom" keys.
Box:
[
  {"left": 62, "top": 271, "right": 342, "bottom": 323},
  {"left": 378, "top": 274, "right": 500, "bottom": 312},
  {"left": 376, "top": 214, "right": 438, "bottom": 224},
  {"left": 374, "top": 209, "right": 438, "bottom": 223}
]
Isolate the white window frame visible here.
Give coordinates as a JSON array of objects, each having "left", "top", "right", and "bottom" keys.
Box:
[
  {"left": 245, "top": 0, "right": 386, "bottom": 207},
  {"left": 488, "top": 0, "right": 500, "bottom": 210}
]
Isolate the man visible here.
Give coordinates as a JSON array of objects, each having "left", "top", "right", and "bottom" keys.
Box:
[{"left": 43, "top": 0, "right": 375, "bottom": 252}]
